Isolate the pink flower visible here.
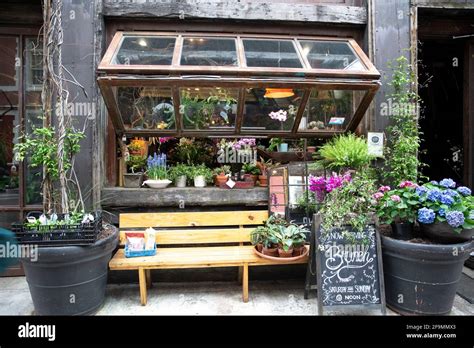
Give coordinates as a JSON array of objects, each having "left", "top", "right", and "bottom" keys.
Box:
[
  {"left": 379, "top": 186, "right": 391, "bottom": 192},
  {"left": 390, "top": 195, "right": 401, "bottom": 202},
  {"left": 373, "top": 192, "right": 384, "bottom": 200},
  {"left": 159, "top": 137, "right": 173, "bottom": 144},
  {"left": 399, "top": 181, "right": 417, "bottom": 188}
]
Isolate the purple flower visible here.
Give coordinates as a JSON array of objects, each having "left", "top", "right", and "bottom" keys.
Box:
[
  {"left": 446, "top": 211, "right": 465, "bottom": 228},
  {"left": 444, "top": 189, "right": 460, "bottom": 198},
  {"left": 390, "top": 195, "right": 401, "bottom": 203},
  {"left": 373, "top": 192, "right": 384, "bottom": 200},
  {"left": 457, "top": 186, "right": 472, "bottom": 197},
  {"left": 378, "top": 186, "right": 391, "bottom": 193},
  {"left": 427, "top": 189, "right": 442, "bottom": 202},
  {"left": 418, "top": 208, "right": 435, "bottom": 224},
  {"left": 439, "top": 194, "right": 454, "bottom": 206},
  {"left": 439, "top": 178, "right": 456, "bottom": 188},
  {"left": 415, "top": 186, "right": 428, "bottom": 196},
  {"left": 399, "top": 181, "right": 417, "bottom": 188}
]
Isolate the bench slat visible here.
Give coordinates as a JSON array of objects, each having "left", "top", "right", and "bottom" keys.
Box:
[
  {"left": 119, "top": 227, "right": 253, "bottom": 246},
  {"left": 109, "top": 245, "right": 309, "bottom": 270},
  {"left": 119, "top": 210, "right": 268, "bottom": 228}
]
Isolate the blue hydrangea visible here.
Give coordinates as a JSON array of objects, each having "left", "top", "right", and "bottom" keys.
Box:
[
  {"left": 418, "top": 208, "right": 436, "bottom": 224},
  {"left": 438, "top": 208, "right": 446, "bottom": 217},
  {"left": 446, "top": 211, "right": 465, "bottom": 228},
  {"left": 427, "top": 189, "right": 442, "bottom": 202},
  {"left": 444, "top": 189, "right": 459, "bottom": 198},
  {"left": 439, "top": 194, "right": 454, "bottom": 206},
  {"left": 457, "top": 186, "right": 472, "bottom": 197},
  {"left": 429, "top": 180, "right": 439, "bottom": 185},
  {"left": 470, "top": 210, "right": 474, "bottom": 220},
  {"left": 439, "top": 178, "right": 456, "bottom": 188},
  {"left": 415, "top": 186, "right": 428, "bottom": 196}
]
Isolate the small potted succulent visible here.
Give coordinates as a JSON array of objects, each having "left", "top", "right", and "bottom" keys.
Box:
[
  {"left": 212, "top": 165, "right": 231, "bottom": 186},
  {"left": 191, "top": 164, "right": 213, "bottom": 188},
  {"left": 143, "top": 153, "right": 171, "bottom": 189},
  {"left": 169, "top": 163, "right": 191, "bottom": 188},
  {"left": 123, "top": 154, "right": 146, "bottom": 188},
  {"left": 242, "top": 162, "right": 260, "bottom": 185}
]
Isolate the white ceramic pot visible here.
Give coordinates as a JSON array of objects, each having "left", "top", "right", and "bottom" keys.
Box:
[
  {"left": 143, "top": 179, "right": 172, "bottom": 189},
  {"left": 175, "top": 175, "right": 187, "bottom": 188},
  {"left": 278, "top": 143, "right": 289, "bottom": 152},
  {"left": 194, "top": 175, "right": 207, "bottom": 188}
]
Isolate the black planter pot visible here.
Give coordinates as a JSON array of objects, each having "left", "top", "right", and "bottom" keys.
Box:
[
  {"left": 419, "top": 222, "right": 474, "bottom": 244},
  {"left": 390, "top": 222, "right": 414, "bottom": 240},
  {"left": 381, "top": 235, "right": 473, "bottom": 315},
  {"left": 21, "top": 226, "right": 118, "bottom": 315}
]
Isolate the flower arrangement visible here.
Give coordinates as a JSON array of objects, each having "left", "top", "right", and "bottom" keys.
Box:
[
  {"left": 146, "top": 153, "right": 168, "bottom": 180},
  {"left": 374, "top": 180, "right": 420, "bottom": 224},
  {"left": 414, "top": 178, "right": 473, "bottom": 232},
  {"left": 309, "top": 172, "right": 352, "bottom": 202},
  {"left": 268, "top": 109, "right": 287, "bottom": 122}
]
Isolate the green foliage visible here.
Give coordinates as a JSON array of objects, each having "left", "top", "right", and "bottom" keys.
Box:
[
  {"left": 190, "top": 164, "right": 213, "bottom": 183},
  {"left": 312, "top": 133, "right": 374, "bottom": 171},
  {"left": 296, "top": 191, "right": 318, "bottom": 213},
  {"left": 147, "top": 166, "right": 168, "bottom": 180},
  {"left": 126, "top": 155, "right": 146, "bottom": 173},
  {"left": 319, "top": 170, "right": 377, "bottom": 233},
  {"left": 14, "top": 125, "right": 84, "bottom": 181},
  {"left": 212, "top": 165, "right": 231, "bottom": 176},
  {"left": 384, "top": 56, "right": 424, "bottom": 184},
  {"left": 168, "top": 163, "right": 193, "bottom": 181},
  {"left": 242, "top": 162, "right": 260, "bottom": 175},
  {"left": 375, "top": 185, "right": 420, "bottom": 224},
  {"left": 173, "top": 137, "right": 215, "bottom": 166},
  {"left": 268, "top": 138, "right": 283, "bottom": 152}
]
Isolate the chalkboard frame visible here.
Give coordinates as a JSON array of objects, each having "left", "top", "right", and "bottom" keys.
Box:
[{"left": 313, "top": 213, "right": 386, "bottom": 315}]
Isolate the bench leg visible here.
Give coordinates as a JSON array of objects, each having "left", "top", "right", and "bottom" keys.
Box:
[
  {"left": 242, "top": 263, "right": 249, "bottom": 303},
  {"left": 237, "top": 266, "right": 243, "bottom": 283},
  {"left": 146, "top": 269, "right": 152, "bottom": 289},
  {"left": 138, "top": 268, "right": 147, "bottom": 306}
]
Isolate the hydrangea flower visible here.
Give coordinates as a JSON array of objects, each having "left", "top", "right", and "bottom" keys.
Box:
[
  {"left": 390, "top": 195, "right": 401, "bottom": 202},
  {"left": 418, "top": 208, "right": 435, "bottom": 224},
  {"left": 373, "top": 192, "right": 384, "bottom": 200},
  {"left": 399, "top": 181, "right": 417, "bottom": 188},
  {"left": 446, "top": 211, "right": 465, "bottom": 228},
  {"left": 429, "top": 180, "right": 439, "bottom": 185},
  {"left": 378, "top": 186, "right": 391, "bottom": 192},
  {"left": 415, "top": 186, "right": 428, "bottom": 196},
  {"left": 439, "top": 178, "right": 456, "bottom": 188},
  {"left": 438, "top": 208, "right": 446, "bottom": 217},
  {"left": 439, "top": 194, "right": 454, "bottom": 206},
  {"left": 444, "top": 189, "right": 460, "bottom": 198},
  {"left": 457, "top": 186, "right": 472, "bottom": 197},
  {"left": 427, "top": 189, "right": 442, "bottom": 202}
]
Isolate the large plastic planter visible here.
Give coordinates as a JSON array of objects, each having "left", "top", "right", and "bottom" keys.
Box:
[
  {"left": 381, "top": 235, "right": 473, "bottom": 315},
  {"left": 21, "top": 226, "right": 118, "bottom": 315}
]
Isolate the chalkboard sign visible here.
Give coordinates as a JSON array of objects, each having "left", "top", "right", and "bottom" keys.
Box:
[{"left": 314, "top": 214, "right": 386, "bottom": 315}]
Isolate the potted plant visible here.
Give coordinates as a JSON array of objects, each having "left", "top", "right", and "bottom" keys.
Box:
[
  {"left": 10, "top": 1, "right": 118, "bottom": 315},
  {"left": 269, "top": 138, "right": 288, "bottom": 152},
  {"left": 212, "top": 165, "right": 231, "bottom": 186},
  {"left": 373, "top": 181, "right": 419, "bottom": 240},
  {"left": 191, "top": 164, "right": 213, "bottom": 188},
  {"left": 379, "top": 56, "right": 474, "bottom": 315},
  {"left": 274, "top": 224, "right": 309, "bottom": 257},
  {"left": 256, "top": 157, "right": 279, "bottom": 187},
  {"left": 123, "top": 154, "right": 146, "bottom": 188},
  {"left": 250, "top": 225, "right": 268, "bottom": 252},
  {"left": 143, "top": 153, "right": 171, "bottom": 189},
  {"left": 169, "top": 163, "right": 191, "bottom": 188},
  {"left": 242, "top": 162, "right": 260, "bottom": 184}
]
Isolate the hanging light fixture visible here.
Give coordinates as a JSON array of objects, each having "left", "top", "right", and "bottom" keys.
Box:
[{"left": 264, "top": 88, "right": 295, "bottom": 99}]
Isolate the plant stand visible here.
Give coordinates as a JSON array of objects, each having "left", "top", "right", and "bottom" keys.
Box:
[
  {"left": 20, "top": 225, "right": 118, "bottom": 315},
  {"left": 381, "top": 235, "right": 473, "bottom": 315}
]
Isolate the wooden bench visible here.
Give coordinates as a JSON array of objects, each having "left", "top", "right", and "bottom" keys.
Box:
[{"left": 109, "top": 210, "right": 309, "bottom": 305}]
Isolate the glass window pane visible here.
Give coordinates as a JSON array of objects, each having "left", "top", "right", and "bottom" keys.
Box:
[
  {"left": 113, "top": 36, "right": 176, "bottom": 65},
  {"left": 300, "top": 89, "right": 366, "bottom": 132},
  {"left": 180, "top": 87, "right": 238, "bottom": 130},
  {"left": 242, "top": 88, "right": 304, "bottom": 131},
  {"left": 243, "top": 39, "right": 303, "bottom": 68},
  {"left": 0, "top": 211, "right": 20, "bottom": 229},
  {"left": 300, "top": 40, "right": 366, "bottom": 71},
  {"left": 181, "top": 38, "right": 237, "bottom": 66},
  {"left": 117, "top": 87, "right": 175, "bottom": 130},
  {"left": 0, "top": 36, "right": 20, "bottom": 206}
]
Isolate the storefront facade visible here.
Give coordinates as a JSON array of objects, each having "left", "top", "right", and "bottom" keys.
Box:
[{"left": 1, "top": 0, "right": 473, "bottom": 231}]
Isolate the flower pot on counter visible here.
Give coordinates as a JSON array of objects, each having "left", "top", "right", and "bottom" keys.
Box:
[
  {"left": 143, "top": 179, "right": 172, "bottom": 189},
  {"left": 278, "top": 248, "right": 294, "bottom": 258},
  {"left": 278, "top": 143, "right": 289, "bottom": 152},
  {"left": 123, "top": 173, "right": 143, "bottom": 188},
  {"left": 214, "top": 174, "right": 228, "bottom": 186},
  {"left": 175, "top": 175, "right": 187, "bottom": 188},
  {"left": 419, "top": 222, "right": 474, "bottom": 244},
  {"left": 381, "top": 235, "right": 473, "bottom": 315},
  {"left": 258, "top": 175, "right": 268, "bottom": 187},
  {"left": 194, "top": 175, "right": 207, "bottom": 188},
  {"left": 262, "top": 246, "right": 278, "bottom": 257}
]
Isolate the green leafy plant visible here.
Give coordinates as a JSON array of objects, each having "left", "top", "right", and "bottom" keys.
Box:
[
  {"left": 212, "top": 165, "right": 231, "bottom": 176},
  {"left": 242, "top": 162, "right": 261, "bottom": 175},
  {"left": 312, "top": 133, "right": 374, "bottom": 172},
  {"left": 268, "top": 138, "right": 283, "bottom": 152},
  {"left": 374, "top": 181, "right": 420, "bottom": 224},
  {"left": 296, "top": 191, "right": 318, "bottom": 213},
  {"left": 147, "top": 166, "right": 168, "bottom": 180},
  {"left": 169, "top": 163, "right": 192, "bottom": 181},
  {"left": 126, "top": 155, "right": 146, "bottom": 173},
  {"left": 190, "top": 164, "right": 213, "bottom": 183},
  {"left": 384, "top": 56, "right": 424, "bottom": 184}
]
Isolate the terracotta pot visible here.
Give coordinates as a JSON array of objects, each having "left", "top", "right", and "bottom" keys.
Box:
[
  {"left": 278, "top": 248, "right": 294, "bottom": 258},
  {"left": 258, "top": 175, "right": 268, "bottom": 187},
  {"left": 262, "top": 246, "right": 278, "bottom": 257},
  {"left": 292, "top": 245, "right": 306, "bottom": 256},
  {"left": 307, "top": 146, "right": 316, "bottom": 153},
  {"left": 256, "top": 243, "right": 263, "bottom": 253},
  {"left": 215, "top": 174, "right": 228, "bottom": 186}
]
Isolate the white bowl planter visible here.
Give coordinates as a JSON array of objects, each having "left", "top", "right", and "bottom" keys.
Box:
[
  {"left": 143, "top": 179, "right": 172, "bottom": 189},
  {"left": 175, "top": 175, "right": 187, "bottom": 188},
  {"left": 194, "top": 175, "right": 207, "bottom": 188}
]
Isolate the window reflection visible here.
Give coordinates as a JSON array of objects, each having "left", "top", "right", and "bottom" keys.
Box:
[
  {"left": 243, "top": 39, "right": 303, "bottom": 68},
  {"left": 117, "top": 87, "right": 175, "bottom": 130},
  {"left": 113, "top": 36, "right": 176, "bottom": 65},
  {"left": 299, "top": 40, "right": 365, "bottom": 71},
  {"left": 181, "top": 38, "right": 237, "bottom": 66}
]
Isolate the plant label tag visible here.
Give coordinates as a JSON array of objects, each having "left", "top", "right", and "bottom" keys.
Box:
[
  {"left": 226, "top": 179, "right": 236, "bottom": 188},
  {"left": 367, "top": 132, "right": 384, "bottom": 157}
]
